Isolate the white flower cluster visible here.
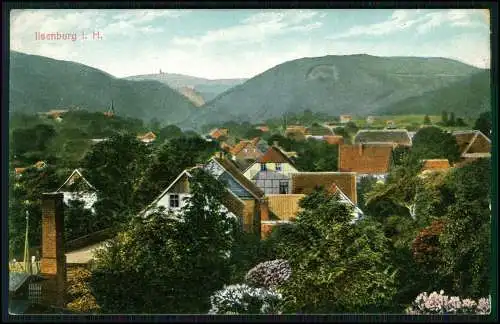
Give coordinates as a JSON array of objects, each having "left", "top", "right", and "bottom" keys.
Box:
[
  {"left": 208, "top": 283, "right": 283, "bottom": 315},
  {"left": 406, "top": 290, "right": 491, "bottom": 315},
  {"left": 244, "top": 259, "right": 292, "bottom": 288}
]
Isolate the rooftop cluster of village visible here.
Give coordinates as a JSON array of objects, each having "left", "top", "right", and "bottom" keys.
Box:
[{"left": 9, "top": 109, "right": 492, "bottom": 315}]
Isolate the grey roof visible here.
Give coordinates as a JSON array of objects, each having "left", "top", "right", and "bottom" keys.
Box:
[
  {"left": 354, "top": 129, "right": 412, "bottom": 145},
  {"left": 232, "top": 158, "right": 256, "bottom": 172},
  {"left": 9, "top": 272, "right": 30, "bottom": 292},
  {"left": 9, "top": 272, "right": 43, "bottom": 293}
]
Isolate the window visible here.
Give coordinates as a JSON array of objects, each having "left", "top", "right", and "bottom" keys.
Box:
[
  {"left": 260, "top": 163, "right": 267, "bottom": 171},
  {"left": 169, "top": 194, "right": 180, "bottom": 208},
  {"left": 279, "top": 181, "right": 289, "bottom": 194},
  {"left": 275, "top": 163, "right": 282, "bottom": 171}
]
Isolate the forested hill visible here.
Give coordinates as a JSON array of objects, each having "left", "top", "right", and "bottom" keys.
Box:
[
  {"left": 378, "top": 69, "right": 491, "bottom": 118},
  {"left": 9, "top": 51, "right": 197, "bottom": 125},
  {"left": 188, "top": 54, "right": 482, "bottom": 128}
]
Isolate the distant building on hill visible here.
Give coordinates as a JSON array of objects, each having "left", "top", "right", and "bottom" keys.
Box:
[
  {"left": 340, "top": 115, "right": 352, "bottom": 124},
  {"left": 137, "top": 131, "right": 157, "bottom": 144},
  {"left": 366, "top": 116, "right": 376, "bottom": 124}
]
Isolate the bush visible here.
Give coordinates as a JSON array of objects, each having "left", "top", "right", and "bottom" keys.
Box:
[
  {"left": 405, "top": 291, "right": 490, "bottom": 315},
  {"left": 244, "top": 259, "right": 291, "bottom": 289},
  {"left": 208, "top": 284, "right": 283, "bottom": 314}
]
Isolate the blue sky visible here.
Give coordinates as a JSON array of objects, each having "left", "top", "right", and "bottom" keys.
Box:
[{"left": 10, "top": 9, "right": 490, "bottom": 79}]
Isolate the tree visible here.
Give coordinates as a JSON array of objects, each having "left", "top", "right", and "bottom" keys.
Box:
[
  {"left": 243, "top": 128, "right": 264, "bottom": 140},
  {"left": 81, "top": 132, "right": 151, "bottom": 218},
  {"left": 423, "top": 115, "right": 431, "bottom": 125},
  {"left": 11, "top": 123, "right": 57, "bottom": 162},
  {"left": 455, "top": 117, "right": 467, "bottom": 127},
  {"left": 441, "top": 111, "right": 449, "bottom": 125},
  {"left": 131, "top": 136, "right": 219, "bottom": 210},
  {"left": 267, "top": 188, "right": 397, "bottom": 313},
  {"left": 158, "top": 124, "right": 183, "bottom": 141},
  {"left": 411, "top": 126, "right": 461, "bottom": 163},
  {"left": 439, "top": 158, "right": 491, "bottom": 298},
  {"left": 8, "top": 166, "right": 64, "bottom": 258},
  {"left": 90, "top": 169, "right": 238, "bottom": 313},
  {"left": 448, "top": 112, "right": 456, "bottom": 126},
  {"left": 474, "top": 111, "right": 491, "bottom": 138}
]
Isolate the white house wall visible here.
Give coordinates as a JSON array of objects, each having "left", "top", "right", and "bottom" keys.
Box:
[{"left": 244, "top": 162, "right": 298, "bottom": 180}]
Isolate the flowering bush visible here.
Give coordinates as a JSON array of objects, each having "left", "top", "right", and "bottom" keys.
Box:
[
  {"left": 244, "top": 259, "right": 291, "bottom": 288},
  {"left": 406, "top": 290, "right": 490, "bottom": 315},
  {"left": 208, "top": 284, "right": 283, "bottom": 314}
]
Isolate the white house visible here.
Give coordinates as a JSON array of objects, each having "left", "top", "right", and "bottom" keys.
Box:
[
  {"left": 56, "top": 169, "right": 98, "bottom": 212},
  {"left": 243, "top": 146, "right": 299, "bottom": 180}
]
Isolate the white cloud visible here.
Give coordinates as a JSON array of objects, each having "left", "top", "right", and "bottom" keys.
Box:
[
  {"left": 416, "top": 9, "right": 487, "bottom": 33},
  {"left": 171, "top": 10, "right": 324, "bottom": 46},
  {"left": 330, "top": 9, "right": 488, "bottom": 39},
  {"left": 329, "top": 10, "right": 426, "bottom": 39}
]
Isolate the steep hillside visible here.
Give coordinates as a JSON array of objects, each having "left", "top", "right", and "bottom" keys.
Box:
[
  {"left": 124, "top": 73, "right": 246, "bottom": 102},
  {"left": 378, "top": 70, "right": 491, "bottom": 118},
  {"left": 177, "top": 87, "right": 205, "bottom": 107},
  {"left": 9, "top": 51, "right": 197, "bottom": 124},
  {"left": 190, "top": 54, "right": 481, "bottom": 128}
]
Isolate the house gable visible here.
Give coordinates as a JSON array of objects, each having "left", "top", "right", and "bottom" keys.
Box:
[
  {"left": 464, "top": 131, "right": 491, "bottom": 154},
  {"left": 56, "top": 169, "right": 96, "bottom": 193}
]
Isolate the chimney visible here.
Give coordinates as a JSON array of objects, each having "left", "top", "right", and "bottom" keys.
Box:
[
  {"left": 40, "top": 192, "right": 66, "bottom": 308},
  {"left": 260, "top": 198, "right": 269, "bottom": 222},
  {"left": 273, "top": 141, "right": 279, "bottom": 147},
  {"left": 216, "top": 151, "right": 224, "bottom": 159},
  {"left": 358, "top": 143, "right": 363, "bottom": 156}
]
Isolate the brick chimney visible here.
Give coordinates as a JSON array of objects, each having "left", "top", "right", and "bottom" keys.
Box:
[
  {"left": 40, "top": 192, "right": 66, "bottom": 308},
  {"left": 260, "top": 198, "right": 269, "bottom": 222}
]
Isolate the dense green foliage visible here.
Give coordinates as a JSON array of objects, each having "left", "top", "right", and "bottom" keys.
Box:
[
  {"left": 267, "top": 135, "right": 339, "bottom": 172},
  {"left": 8, "top": 110, "right": 210, "bottom": 258},
  {"left": 474, "top": 111, "right": 492, "bottom": 138},
  {"left": 379, "top": 70, "right": 490, "bottom": 118},
  {"left": 90, "top": 169, "right": 238, "bottom": 313},
  {"left": 410, "top": 126, "right": 461, "bottom": 163},
  {"left": 360, "top": 156, "right": 491, "bottom": 310},
  {"left": 439, "top": 159, "right": 491, "bottom": 298},
  {"left": 263, "top": 189, "right": 397, "bottom": 313}
]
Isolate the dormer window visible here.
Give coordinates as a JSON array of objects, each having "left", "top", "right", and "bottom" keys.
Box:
[{"left": 260, "top": 163, "right": 267, "bottom": 171}]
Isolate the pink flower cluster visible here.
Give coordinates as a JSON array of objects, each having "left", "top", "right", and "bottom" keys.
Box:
[{"left": 406, "top": 290, "right": 490, "bottom": 315}]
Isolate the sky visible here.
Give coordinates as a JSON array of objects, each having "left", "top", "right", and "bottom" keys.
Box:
[{"left": 10, "top": 9, "right": 491, "bottom": 80}]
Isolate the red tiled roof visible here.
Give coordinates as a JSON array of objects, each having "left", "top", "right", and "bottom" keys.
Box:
[
  {"left": 256, "top": 125, "right": 270, "bottom": 132},
  {"left": 339, "top": 144, "right": 393, "bottom": 174},
  {"left": 323, "top": 135, "right": 344, "bottom": 145},
  {"left": 291, "top": 172, "right": 357, "bottom": 204},
  {"left": 137, "top": 131, "right": 156, "bottom": 141},
  {"left": 15, "top": 168, "right": 27, "bottom": 175},
  {"left": 257, "top": 146, "right": 295, "bottom": 164},
  {"left": 210, "top": 128, "right": 229, "bottom": 139},
  {"left": 421, "top": 159, "right": 451, "bottom": 172},
  {"left": 230, "top": 141, "right": 250, "bottom": 155},
  {"left": 34, "top": 161, "right": 46, "bottom": 169}
]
